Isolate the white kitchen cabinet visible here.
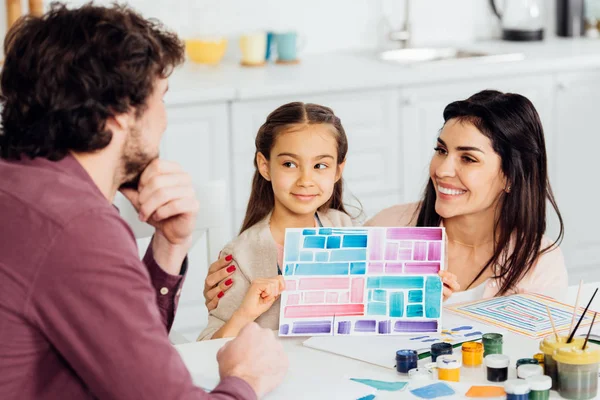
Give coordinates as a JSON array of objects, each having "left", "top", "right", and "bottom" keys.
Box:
[{"left": 230, "top": 89, "right": 403, "bottom": 231}]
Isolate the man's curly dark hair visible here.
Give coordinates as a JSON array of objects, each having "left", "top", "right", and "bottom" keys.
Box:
[{"left": 0, "top": 2, "right": 185, "bottom": 161}]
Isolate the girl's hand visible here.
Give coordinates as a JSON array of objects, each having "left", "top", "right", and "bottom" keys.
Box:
[
  {"left": 439, "top": 270, "right": 460, "bottom": 301},
  {"left": 204, "top": 254, "right": 236, "bottom": 311},
  {"left": 235, "top": 277, "right": 286, "bottom": 321}
]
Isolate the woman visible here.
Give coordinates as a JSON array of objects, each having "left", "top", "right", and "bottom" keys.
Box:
[{"left": 204, "top": 89, "right": 567, "bottom": 310}]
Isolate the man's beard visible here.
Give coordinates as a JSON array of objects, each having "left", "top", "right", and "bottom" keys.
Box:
[{"left": 119, "top": 125, "right": 158, "bottom": 191}]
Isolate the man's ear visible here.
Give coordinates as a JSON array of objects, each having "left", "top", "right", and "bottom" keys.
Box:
[
  {"left": 105, "top": 111, "right": 134, "bottom": 143},
  {"left": 257, "top": 152, "right": 271, "bottom": 181}
]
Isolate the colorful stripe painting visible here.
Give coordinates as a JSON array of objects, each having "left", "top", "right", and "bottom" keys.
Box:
[
  {"left": 445, "top": 293, "right": 598, "bottom": 339},
  {"left": 279, "top": 227, "right": 445, "bottom": 336}
]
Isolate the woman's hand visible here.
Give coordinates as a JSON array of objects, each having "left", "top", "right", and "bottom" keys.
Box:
[
  {"left": 439, "top": 270, "right": 460, "bottom": 301},
  {"left": 204, "top": 254, "right": 236, "bottom": 311}
]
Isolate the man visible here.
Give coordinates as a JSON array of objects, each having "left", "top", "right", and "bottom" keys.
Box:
[{"left": 0, "top": 3, "right": 287, "bottom": 399}]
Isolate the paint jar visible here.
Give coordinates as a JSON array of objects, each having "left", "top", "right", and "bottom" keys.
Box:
[
  {"left": 526, "top": 375, "right": 552, "bottom": 400},
  {"left": 539, "top": 335, "right": 585, "bottom": 390},
  {"left": 436, "top": 354, "right": 462, "bottom": 382},
  {"left": 516, "top": 358, "right": 539, "bottom": 368},
  {"left": 408, "top": 367, "right": 433, "bottom": 381},
  {"left": 482, "top": 333, "right": 503, "bottom": 357},
  {"left": 485, "top": 354, "right": 510, "bottom": 382},
  {"left": 462, "top": 341, "right": 484, "bottom": 367},
  {"left": 504, "top": 379, "right": 531, "bottom": 400},
  {"left": 517, "top": 364, "right": 543, "bottom": 379},
  {"left": 430, "top": 342, "right": 453, "bottom": 362},
  {"left": 533, "top": 353, "right": 545, "bottom": 372},
  {"left": 395, "top": 349, "right": 418, "bottom": 374},
  {"left": 554, "top": 345, "right": 600, "bottom": 400}
]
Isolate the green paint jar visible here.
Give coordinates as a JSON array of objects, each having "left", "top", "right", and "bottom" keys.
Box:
[
  {"left": 516, "top": 358, "right": 539, "bottom": 369},
  {"left": 526, "top": 375, "right": 552, "bottom": 400},
  {"left": 483, "top": 333, "right": 503, "bottom": 357}
]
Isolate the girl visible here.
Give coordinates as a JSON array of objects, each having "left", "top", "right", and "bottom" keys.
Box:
[
  {"left": 367, "top": 90, "right": 567, "bottom": 302},
  {"left": 197, "top": 102, "right": 355, "bottom": 340}
]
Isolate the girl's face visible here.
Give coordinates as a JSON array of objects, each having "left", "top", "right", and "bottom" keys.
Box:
[
  {"left": 257, "top": 123, "right": 345, "bottom": 218},
  {"left": 429, "top": 119, "right": 507, "bottom": 219}
]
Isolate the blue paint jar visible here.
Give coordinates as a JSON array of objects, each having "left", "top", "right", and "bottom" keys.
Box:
[
  {"left": 396, "top": 350, "right": 418, "bottom": 374},
  {"left": 431, "top": 342, "right": 453, "bottom": 362},
  {"left": 504, "top": 379, "right": 530, "bottom": 400}
]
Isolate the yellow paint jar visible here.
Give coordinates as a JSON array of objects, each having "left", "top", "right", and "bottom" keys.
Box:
[
  {"left": 437, "top": 354, "right": 462, "bottom": 382},
  {"left": 539, "top": 335, "right": 585, "bottom": 390},
  {"left": 462, "top": 341, "right": 484, "bottom": 367}
]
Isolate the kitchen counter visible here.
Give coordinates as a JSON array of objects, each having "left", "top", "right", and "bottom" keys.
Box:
[{"left": 166, "top": 38, "right": 600, "bottom": 105}]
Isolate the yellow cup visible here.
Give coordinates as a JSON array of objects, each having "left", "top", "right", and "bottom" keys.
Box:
[
  {"left": 239, "top": 32, "right": 267, "bottom": 65},
  {"left": 185, "top": 38, "right": 227, "bottom": 65}
]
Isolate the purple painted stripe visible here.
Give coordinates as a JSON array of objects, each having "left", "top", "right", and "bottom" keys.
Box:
[
  {"left": 398, "top": 248, "right": 412, "bottom": 261},
  {"left": 413, "top": 242, "right": 427, "bottom": 261},
  {"left": 404, "top": 262, "right": 440, "bottom": 274},
  {"left": 378, "top": 320, "right": 391, "bottom": 334},
  {"left": 292, "top": 320, "right": 332, "bottom": 335},
  {"left": 368, "top": 229, "right": 384, "bottom": 261},
  {"left": 355, "top": 320, "right": 377, "bottom": 333},
  {"left": 280, "top": 324, "right": 290, "bottom": 335},
  {"left": 393, "top": 320, "right": 438, "bottom": 333},
  {"left": 385, "top": 243, "right": 398, "bottom": 260},
  {"left": 338, "top": 321, "right": 351, "bottom": 334},
  {"left": 428, "top": 242, "right": 441, "bottom": 261},
  {"left": 385, "top": 262, "right": 403, "bottom": 274},
  {"left": 386, "top": 228, "right": 443, "bottom": 241}
]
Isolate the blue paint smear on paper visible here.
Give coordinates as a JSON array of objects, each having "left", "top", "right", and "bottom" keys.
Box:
[
  {"left": 410, "top": 382, "right": 455, "bottom": 399},
  {"left": 350, "top": 378, "right": 408, "bottom": 392},
  {"left": 356, "top": 395, "right": 376, "bottom": 400},
  {"left": 449, "top": 325, "right": 473, "bottom": 331}
]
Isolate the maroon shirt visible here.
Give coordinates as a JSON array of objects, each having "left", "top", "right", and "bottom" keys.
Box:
[{"left": 0, "top": 154, "right": 256, "bottom": 400}]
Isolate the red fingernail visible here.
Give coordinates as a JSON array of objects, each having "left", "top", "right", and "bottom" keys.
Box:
[
  {"left": 227, "top": 265, "right": 236, "bottom": 273},
  {"left": 225, "top": 255, "right": 233, "bottom": 262},
  {"left": 225, "top": 279, "right": 233, "bottom": 286},
  {"left": 217, "top": 292, "right": 224, "bottom": 298}
]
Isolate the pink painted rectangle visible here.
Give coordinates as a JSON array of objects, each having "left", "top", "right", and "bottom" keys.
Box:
[
  {"left": 368, "top": 262, "right": 384, "bottom": 274},
  {"left": 413, "top": 241, "right": 427, "bottom": 261},
  {"left": 350, "top": 277, "right": 365, "bottom": 303},
  {"left": 398, "top": 241, "right": 413, "bottom": 248},
  {"left": 398, "top": 248, "right": 412, "bottom": 261},
  {"left": 287, "top": 294, "right": 300, "bottom": 305},
  {"left": 326, "top": 292, "right": 339, "bottom": 303},
  {"left": 428, "top": 242, "right": 441, "bottom": 261},
  {"left": 284, "top": 304, "right": 364, "bottom": 318},
  {"left": 298, "top": 277, "right": 350, "bottom": 290},
  {"left": 385, "top": 243, "right": 398, "bottom": 260},
  {"left": 339, "top": 292, "right": 350, "bottom": 303},
  {"left": 387, "top": 227, "right": 443, "bottom": 241},
  {"left": 385, "top": 262, "right": 404, "bottom": 274},
  {"left": 368, "top": 228, "right": 385, "bottom": 260},
  {"left": 304, "top": 291, "right": 325, "bottom": 304},
  {"left": 404, "top": 262, "right": 440, "bottom": 274},
  {"left": 285, "top": 280, "right": 297, "bottom": 291}
]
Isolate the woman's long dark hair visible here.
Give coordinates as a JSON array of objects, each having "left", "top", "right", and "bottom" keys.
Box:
[
  {"left": 239, "top": 102, "right": 350, "bottom": 234},
  {"left": 416, "top": 90, "right": 564, "bottom": 295}
]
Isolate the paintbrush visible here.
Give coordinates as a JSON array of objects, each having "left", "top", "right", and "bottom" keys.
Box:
[
  {"left": 570, "top": 280, "right": 583, "bottom": 335},
  {"left": 546, "top": 305, "right": 559, "bottom": 342},
  {"left": 567, "top": 288, "right": 598, "bottom": 343},
  {"left": 583, "top": 312, "right": 597, "bottom": 350}
]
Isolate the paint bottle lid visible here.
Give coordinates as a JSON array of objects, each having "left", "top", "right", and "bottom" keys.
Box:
[
  {"left": 526, "top": 375, "right": 552, "bottom": 391},
  {"left": 516, "top": 357, "right": 539, "bottom": 368},
  {"left": 517, "top": 364, "right": 543, "bottom": 379},
  {"left": 482, "top": 333, "right": 503, "bottom": 344},
  {"left": 396, "top": 349, "right": 418, "bottom": 362},
  {"left": 436, "top": 354, "right": 462, "bottom": 369},
  {"left": 539, "top": 334, "right": 585, "bottom": 355},
  {"left": 431, "top": 342, "right": 453, "bottom": 353},
  {"left": 553, "top": 344, "right": 600, "bottom": 365},
  {"left": 485, "top": 354, "right": 510, "bottom": 368},
  {"left": 408, "top": 367, "right": 433, "bottom": 381},
  {"left": 462, "top": 341, "right": 483, "bottom": 353},
  {"left": 504, "top": 379, "right": 531, "bottom": 395}
]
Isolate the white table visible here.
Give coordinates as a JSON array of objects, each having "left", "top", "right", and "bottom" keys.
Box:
[{"left": 176, "top": 284, "right": 600, "bottom": 399}]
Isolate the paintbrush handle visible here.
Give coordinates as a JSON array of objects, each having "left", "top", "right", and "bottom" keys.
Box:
[
  {"left": 583, "top": 313, "right": 597, "bottom": 350},
  {"left": 568, "top": 288, "right": 598, "bottom": 343}
]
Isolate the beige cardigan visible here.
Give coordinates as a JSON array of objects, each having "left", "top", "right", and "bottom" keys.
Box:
[
  {"left": 365, "top": 202, "right": 568, "bottom": 301},
  {"left": 198, "top": 209, "right": 354, "bottom": 341}
]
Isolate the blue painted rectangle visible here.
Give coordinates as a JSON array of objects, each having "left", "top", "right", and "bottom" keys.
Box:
[
  {"left": 367, "top": 302, "right": 387, "bottom": 315},
  {"left": 350, "top": 262, "right": 366, "bottom": 275},
  {"left": 299, "top": 251, "right": 313, "bottom": 262},
  {"left": 389, "top": 292, "right": 404, "bottom": 317},
  {"left": 319, "top": 228, "right": 333, "bottom": 235},
  {"left": 368, "top": 290, "right": 372, "bottom": 302},
  {"left": 425, "top": 276, "right": 442, "bottom": 318},
  {"left": 292, "top": 320, "right": 331, "bottom": 334},
  {"left": 304, "top": 236, "right": 326, "bottom": 249},
  {"left": 407, "top": 304, "right": 424, "bottom": 318},
  {"left": 302, "top": 229, "right": 317, "bottom": 235},
  {"left": 394, "top": 320, "right": 438, "bottom": 333},
  {"left": 367, "top": 276, "right": 424, "bottom": 289},
  {"left": 330, "top": 249, "right": 367, "bottom": 262},
  {"left": 355, "top": 320, "right": 377, "bottom": 333},
  {"left": 284, "top": 232, "right": 301, "bottom": 262},
  {"left": 338, "top": 321, "right": 351, "bottom": 334},
  {"left": 342, "top": 234, "right": 368, "bottom": 248},
  {"left": 294, "top": 263, "right": 349, "bottom": 275},
  {"left": 326, "top": 236, "right": 341, "bottom": 249},
  {"left": 315, "top": 252, "right": 329, "bottom": 262},
  {"left": 373, "top": 289, "right": 387, "bottom": 302},
  {"left": 408, "top": 290, "right": 423, "bottom": 303}
]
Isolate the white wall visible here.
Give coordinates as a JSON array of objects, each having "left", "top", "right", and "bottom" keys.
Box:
[{"left": 0, "top": 0, "right": 558, "bottom": 55}]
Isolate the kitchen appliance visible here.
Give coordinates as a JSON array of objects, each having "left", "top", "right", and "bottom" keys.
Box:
[
  {"left": 556, "top": 0, "right": 585, "bottom": 37},
  {"left": 489, "top": 0, "right": 545, "bottom": 41}
]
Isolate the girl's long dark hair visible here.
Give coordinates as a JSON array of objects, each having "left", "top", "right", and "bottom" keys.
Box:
[
  {"left": 239, "top": 102, "right": 350, "bottom": 234},
  {"left": 416, "top": 90, "right": 564, "bottom": 295}
]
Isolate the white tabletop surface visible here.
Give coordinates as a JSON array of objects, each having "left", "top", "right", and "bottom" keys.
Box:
[{"left": 175, "top": 283, "right": 600, "bottom": 399}]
